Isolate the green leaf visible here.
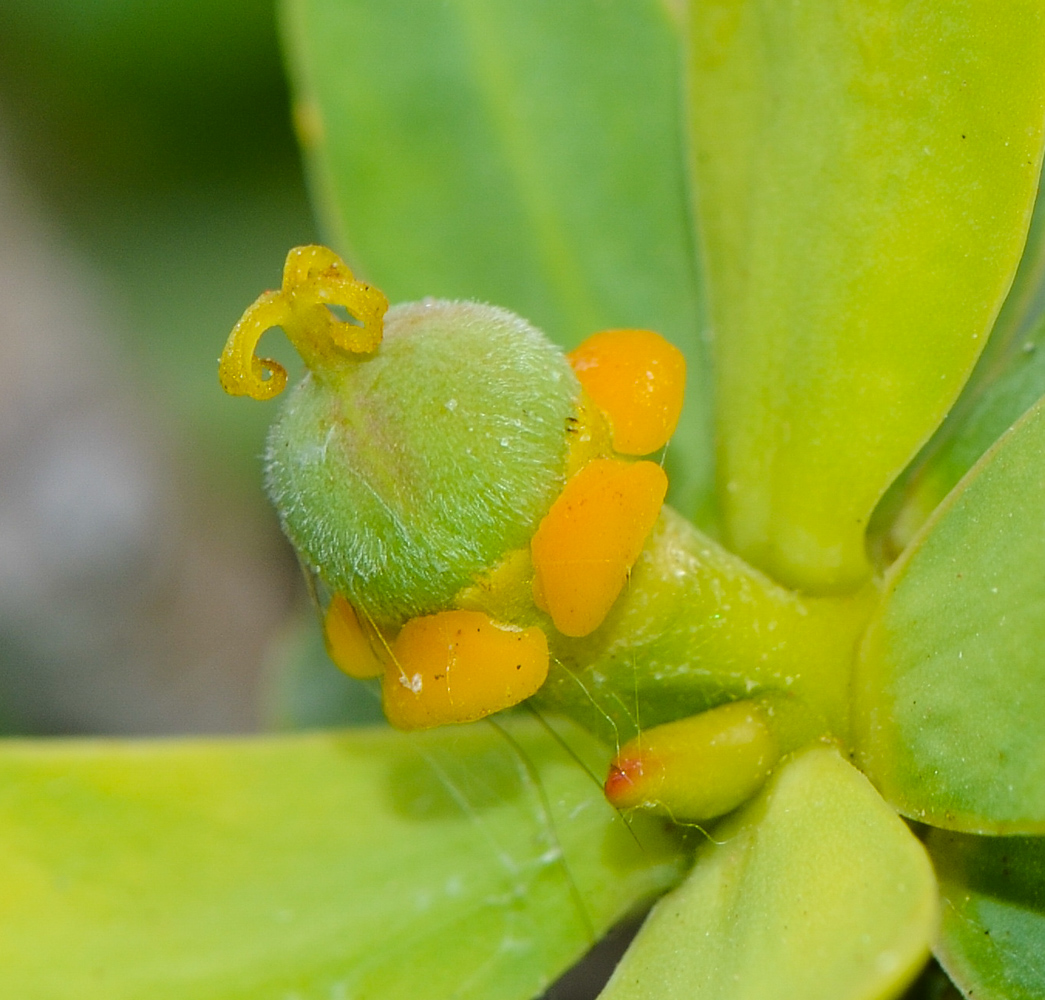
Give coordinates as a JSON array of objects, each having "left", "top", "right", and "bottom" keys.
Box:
[
  {"left": 598, "top": 747, "right": 937, "bottom": 1000},
  {"left": 875, "top": 309, "right": 1045, "bottom": 559},
  {"left": 929, "top": 829, "right": 1045, "bottom": 1000},
  {"left": 687, "top": 1, "right": 1045, "bottom": 592},
  {"left": 281, "top": 0, "right": 713, "bottom": 516},
  {"left": 872, "top": 157, "right": 1045, "bottom": 557},
  {"left": 0, "top": 719, "right": 683, "bottom": 999},
  {"left": 985, "top": 157, "right": 1045, "bottom": 365},
  {"left": 854, "top": 396, "right": 1045, "bottom": 833}
]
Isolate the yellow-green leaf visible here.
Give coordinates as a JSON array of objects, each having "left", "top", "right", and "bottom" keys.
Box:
[
  {"left": 0, "top": 720, "right": 683, "bottom": 999},
  {"left": 688, "top": 0, "right": 1045, "bottom": 591},
  {"left": 598, "top": 747, "right": 937, "bottom": 1000},
  {"left": 854, "top": 397, "right": 1045, "bottom": 833},
  {"left": 873, "top": 158, "right": 1045, "bottom": 557},
  {"left": 874, "top": 309, "right": 1045, "bottom": 559}
]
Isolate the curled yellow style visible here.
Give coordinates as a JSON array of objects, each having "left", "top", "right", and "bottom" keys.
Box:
[{"left": 219, "top": 244, "right": 388, "bottom": 400}]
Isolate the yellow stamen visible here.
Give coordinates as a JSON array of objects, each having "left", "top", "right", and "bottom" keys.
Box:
[
  {"left": 567, "top": 329, "right": 686, "bottom": 456},
  {"left": 219, "top": 244, "right": 389, "bottom": 400},
  {"left": 531, "top": 458, "right": 667, "bottom": 637},
  {"left": 324, "top": 594, "right": 386, "bottom": 680},
  {"left": 382, "top": 610, "right": 549, "bottom": 731}
]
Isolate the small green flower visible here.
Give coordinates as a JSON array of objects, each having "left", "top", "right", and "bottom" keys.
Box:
[{"left": 2, "top": 5, "right": 1045, "bottom": 1000}]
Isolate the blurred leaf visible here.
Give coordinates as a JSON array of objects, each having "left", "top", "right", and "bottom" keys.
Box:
[
  {"left": 930, "top": 830, "right": 1045, "bottom": 1000},
  {"left": 0, "top": 0, "right": 319, "bottom": 498},
  {"left": 0, "top": 719, "right": 683, "bottom": 999},
  {"left": 854, "top": 396, "right": 1045, "bottom": 833},
  {"left": 598, "top": 747, "right": 937, "bottom": 1000},
  {"left": 281, "top": 0, "right": 714, "bottom": 516},
  {"left": 0, "top": 0, "right": 290, "bottom": 184},
  {"left": 688, "top": 1, "right": 1045, "bottom": 592},
  {"left": 94, "top": 173, "right": 318, "bottom": 494}
]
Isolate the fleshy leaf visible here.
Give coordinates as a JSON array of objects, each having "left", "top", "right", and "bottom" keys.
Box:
[
  {"left": 985, "top": 158, "right": 1045, "bottom": 365},
  {"left": 280, "top": 0, "right": 713, "bottom": 515},
  {"left": 0, "top": 719, "right": 683, "bottom": 999},
  {"left": 873, "top": 308, "right": 1045, "bottom": 559},
  {"left": 598, "top": 747, "right": 937, "bottom": 1000},
  {"left": 872, "top": 155, "right": 1045, "bottom": 557},
  {"left": 854, "top": 396, "right": 1045, "bottom": 833},
  {"left": 930, "top": 829, "right": 1045, "bottom": 1000},
  {"left": 688, "top": 1, "right": 1045, "bottom": 591}
]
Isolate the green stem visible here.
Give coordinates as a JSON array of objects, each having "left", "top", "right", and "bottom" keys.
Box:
[{"left": 528, "top": 507, "right": 877, "bottom": 748}]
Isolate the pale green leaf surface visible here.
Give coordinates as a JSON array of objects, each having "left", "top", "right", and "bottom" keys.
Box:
[
  {"left": 688, "top": 1, "right": 1045, "bottom": 591},
  {"left": 281, "top": 0, "right": 713, "bottom": 516},
  {"left": 871, "top": 158, "right": 1045, "bottom": 558},
  {"left": 876, "top": 309, "right": 1045, "bottom": 557},
  {"left": 929, "top": 830, "right": 1045, "bottom": 1000},
  {"left": 854, "top": 397, "right": 1045, "bottom": 833},
  {"left": 948, "top": 155, "right": 1045, "bottom": 430},
  {"left": 598, "top": 747, "right": 937, "bottom": 1000},
  {"left": 0, "top": 719, "right": 683, "bottom": 999}
]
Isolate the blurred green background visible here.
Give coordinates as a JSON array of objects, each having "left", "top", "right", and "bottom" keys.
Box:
[{"left": 0, "top": 0, "right": 376, "bottom": 734}]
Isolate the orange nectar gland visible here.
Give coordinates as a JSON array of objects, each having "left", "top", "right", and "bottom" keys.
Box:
[
  {"left": 567, "top": 329, "right": 685, "bottom": 456},
  {"left": 382, "top": 610, "right": 549, "bottom": 731},
  {"left": 323, "top": 595, "right": 385, "bottom": 680},
  {"left": 605, "top": 701, "right": 781, "bottom": 823},
  {"left": 531, "top": 458, "right": 667, "bottom": 638},
  {"left": 218, "top": 245, "right": 388, "bottom": 400}
]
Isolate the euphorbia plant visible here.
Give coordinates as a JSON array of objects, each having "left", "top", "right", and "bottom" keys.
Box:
[{"left": 2, "top": 2, "right": 1045, "bottom": 999}]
